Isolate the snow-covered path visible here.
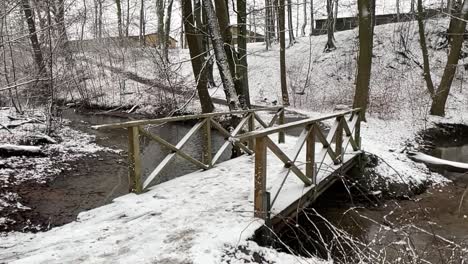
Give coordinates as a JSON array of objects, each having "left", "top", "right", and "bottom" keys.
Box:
[{"left": 0, "top": 133, "right": 346, "bottom": 264}]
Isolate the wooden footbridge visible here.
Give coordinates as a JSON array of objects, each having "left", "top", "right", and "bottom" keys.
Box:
[{"left": 93, "top": 107, "right": 362, "bottom": 221}]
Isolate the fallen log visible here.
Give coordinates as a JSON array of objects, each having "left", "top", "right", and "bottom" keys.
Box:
[
  {"left": 408, "top": 151, "right": 468, "bottom": 173},
  {"left": 0, "top": 144, "right": 44, "bottom": 157}
]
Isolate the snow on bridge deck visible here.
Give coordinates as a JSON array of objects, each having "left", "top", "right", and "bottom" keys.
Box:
[{"left": 0, "top": 134, "right": 358, "bottom": 264}]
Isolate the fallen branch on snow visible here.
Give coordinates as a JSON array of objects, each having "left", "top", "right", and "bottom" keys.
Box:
[
  {"left": 408, "top": 151, "right": 468, "bottom": 173},
  {"left": 0, "top": 144, "right": 44, "bottom": 157}
]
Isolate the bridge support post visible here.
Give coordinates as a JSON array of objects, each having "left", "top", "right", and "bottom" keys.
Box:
[
  {"left": 306, "top": 124, "right": 316, "bottom": 185},
  {"left": 334, "top": 117, "right": 343, "bottom": 164},
  {"left": 248, "top": 113, "right": 255, "bottom": 151},
  {"left": 202, "top": 118, "right": 212, "bottom": 167},
  {"left": 128, "top": 126, "right": 142, "bottom": 193},
  {"left": 278, "top": 108, "right": 285, "bottom": 144},
  {"left": 254, "top": 136, "right": 267, "bottom": 218},
  {"left": 355, "top": 113, "right": 361, "bottom": 149}
]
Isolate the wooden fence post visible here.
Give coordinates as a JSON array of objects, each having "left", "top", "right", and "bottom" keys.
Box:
[
  {"left": 278, "top": 108, "right": 285, "bottom": 144},
  {"left": 248, "top": 113, "right": 255, "bottom": 151},
  {"left": 202, "top": 118, "right": 212, "bottom": 167},
  {"left": 254, "top": 136, "right": 267, "bottom": 219},
  {"left": 306, "top": 124, "right": 316, "bottom": 184},
  {"left": 128, "top": 126, "right": 142, "bottom": 193},
  {"left": 334, "top": 117, "right": 343, "bottom": 164},
  {"left": 355, "top": 112, "right": 361, "bottom": 149}
]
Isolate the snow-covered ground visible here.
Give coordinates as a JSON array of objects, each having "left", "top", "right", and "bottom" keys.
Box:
[{"left": 0, "top": 107, "right": 114, "bottom": 232}]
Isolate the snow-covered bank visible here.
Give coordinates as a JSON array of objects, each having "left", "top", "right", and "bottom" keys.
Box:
[{"left": 0, "top": 107, "right": 114, "bottom": 232}]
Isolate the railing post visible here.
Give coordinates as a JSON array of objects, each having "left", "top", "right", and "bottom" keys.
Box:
[
  {"left": 355, "top": 111, "right": 361, "bottom": 150},
  {"left": 254, "top": 136, "right": 267, "bottom": 219},
  {"left": 306, "top": 124, "right": 316, "bottom": 185},
  {"left": 128, "top": 126, "right": 142, "bottom": 193},
  {"left": 334, "top": 116, "right": 343, "bottom": 164},
  {"left": 278, "top": 108, "right": 285, "bottom": 144},
  {"left": 248, "top": 113, "right": 255, "bottom": 151},
  {"left": 202, "top": 118, "right": 212, "bottom": 167}
]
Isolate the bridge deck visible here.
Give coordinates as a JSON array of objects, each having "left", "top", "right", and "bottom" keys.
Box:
[{"left": 0, "top": 134, "right": 360, "bottom": 263}]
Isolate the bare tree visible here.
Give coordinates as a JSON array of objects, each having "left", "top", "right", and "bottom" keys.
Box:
[
  {"left": 156, "top": 0, "right": 165, "bottom": 47},
  {"left": 139, "top": 0, "right": 146, "bottom": 45},
  {"left": 115, "top": 0, "right": 123, "bottom": 37},
  {"left": 181, "top": 0, "right": 214, "bottom": 113},
  {"left": 21, "top": 0, "right": 47, "bottom": 83},
  {"left": 279, "top": 0, "right": 290, "bottom": 105},
  {"left": 416, "top": 0, "right": 435, "bottom": 96},
  {"left": 237, "top": 0, "right": 251, "bottom": 107},
  {"left": 309, "top": 0, "right": 314, "bottom": 35},
  {"left": 203, "top": 0, "right": 241, "bottom": 109},
  {"left": 430, "top": 0, "right": 468, "bottom": 116},
  {"left": 353, "top": 0, "right": 373, "bottom": 120},
  {"left": 287, "top": 0, "right": 295, "bottom": 46},
  {"left": 163, "top": 0, "right": 174, "bottom": 61},
  {"left": 301, "top": 0, "right": 307, "bottom": 36},
  {"left": 324, "top": 0, "right": 336, "bottom": 51}
]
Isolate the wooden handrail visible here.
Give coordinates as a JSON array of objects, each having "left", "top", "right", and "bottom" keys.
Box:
[
  {"left": 236, "top": 108, "right": 360, "bottom": 140},
  {"left": 92, "top": 106, "right": 283, "bottom": 130}
]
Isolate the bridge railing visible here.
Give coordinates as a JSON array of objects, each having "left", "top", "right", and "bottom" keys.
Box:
[
  {"left": 92, "top": 106, "right": 285, "bottom": 193},
  {"left": 235, "top": 108, "right": 361, "bottom": 218}
]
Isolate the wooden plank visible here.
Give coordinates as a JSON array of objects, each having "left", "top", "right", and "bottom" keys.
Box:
[
  {"left": 264, "top": 137, "right": 311, "bottom": 185},
  {"left": 335, "top": 117, "right": 343, "bottom": 165},
  {"left": 128, "top": 126, "right": 142, "bottom": 193},
  {"left": 254, "top": 136, "right": 267, "bottom": 219},
  {"left": 210, "top": 119, "right": 253, "bottom": 155},
  {"left": 142, "top": 119, "right": 208, "bottom": 189},
  {"left": 235, "top": 108, "right": 361, "bottom": 140},
  {"left": 202, "top": 118, "right": 212, "bottom": 167},
  {"left": 306, "top": 125, "right": 316, "bottom": 184},
  {"left": 278, "top": 108, "right": 285, "bottom": 143},
  {"left": 354, "top": 112, "right": 361, "bottom": 149},
  {"left": 211, "top": 114, "right": 251, "bottom": 164},
  {"left": 315, "top": 128, "right": 337, "bottom": 160},
  {"left": 267, "top": 109, "right": 281, "bottom": 127},
  {"left": 92, "top": 106, "right": 282, "bottom": 130}
]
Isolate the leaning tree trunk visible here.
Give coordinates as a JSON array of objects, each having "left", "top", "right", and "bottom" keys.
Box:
[
  {"left": 353, "top": 0, "right": 373, "bottom": 121},
  {"left": 416, "top": 0, "right": 435, "bottom": 96},
  {"left": 430, "top": 0, "right": 468, "bottom": 116},
  {"left": 237, "top": 0, "right": 251, "bottom": 107},
  {"left": 279, "top": 0, "right": 290, "bottom": 105},
  {"left": 181, "top": 0, "right": 214, "bottom": 113},
  {"left": 21, "top": 0, "right": 47, "bottom": 83},
  {"left": 287, "top": 0, "right": 295, "bottom": 46},
  {"left": 324, "top": 0, "right": 336, "bottom": 51},
  {"left": 203, "top": 0, "right": 241, "bottom": 110}
]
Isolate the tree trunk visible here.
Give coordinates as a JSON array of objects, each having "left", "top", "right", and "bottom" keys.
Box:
[
  {"left": 324, "top": 0, "right": 336, "bottom": 51},
  {"left": 265, "top": 0, "right": 271, "bottom": 49},
  {"left": 203, "top": 0, "right": 241, "bottom": 110},
  {"left": 156, "top": 0, "right": 165, "bottom": 48},
  {"left": 237, "top": 0, "right": 251, "bottom": 107},
  {"left": 301, "top": 0, "right": 307, "bottom": 36},
  {"left": 396, "top": 0, "right": 400, "bottom": 22},
  {"left": 163, "top": 0, "right": 174, "bottom": 61},
  {"left": 353, "top": 0, "right": 373, "bottom": 121},
  {"left": 333, "top": 0, "right": 338, "bottom": 33},
  {"left": 309, "top": 0, "right": 314, "bottom": 35},
  {"left": 181, "top": 0, "right": 214, "bottom": 113},
  {"left": 430, "top": 0, "right": 468, "bottom": 116},
  {"left": 279, "top": 0, "right": 290, "bottom": 105},
  {"left": 125, "top": 0, "right": 130, "bottom": 37},
  {"left": 115, "top": 0, "right": 123, "bottom": 37},
  {"left": 139, "top": 0, "right": 145, "bottom": 45},
  {"left": 213, "top": 0, "right": 244, "bottom": 104},
  {"left": 287, "top": 0, "right": 295, "bottom": 46},
  {"left": 416, "top": 0, "right": 435, "bottom": 96},
  {"left": 21, "top": 0, "right": 47, "bottom": 81}
]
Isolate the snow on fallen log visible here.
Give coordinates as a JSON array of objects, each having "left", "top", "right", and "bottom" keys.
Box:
[
  {"left": 408, "top": 151, "right": 468, "bottom": 172},
  {"left": 0, "top": 144, "right": 44, "bottom": 157}
]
